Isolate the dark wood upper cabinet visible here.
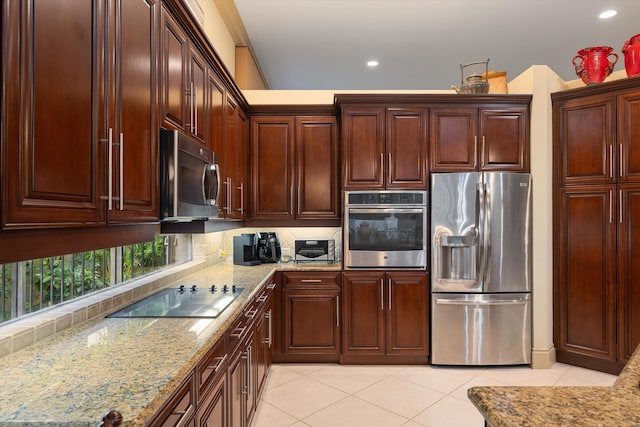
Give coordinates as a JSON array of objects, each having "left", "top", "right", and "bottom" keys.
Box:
[
  {"left": 341, "top": 106, "right": 428, "bottom": 189},
  {"left": 430, "top": 103, "right": 529, "bottom": 172},
  {"left": 250, "top": 111, "right": 339, "bottom": 223},
  {"left": 555, "top": 95, "right": 616, "bottom": 185},
  {"left": 295, "top": 117, "right": 340, "bottom": 219},
  {"left": 251, "top": 117, "right": 295, "bottom": 220},
  {"left": 160, "top": 6, "right": 208, "bottom": 146},
  {"left": 2, "top": 0, "right": 106, "bottom": 229},
  {"left": 341, "top": 107, "right": 386, "bottom": 189},
  {"left": 108, "top": 0, "right": 159, "bottom": 223},
  {"left": 1, "top": 0, "right": 159, "bottom": 229}
]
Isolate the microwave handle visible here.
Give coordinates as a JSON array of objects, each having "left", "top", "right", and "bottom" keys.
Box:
[{"left": 203, "top": 163, "right": 220, "bottom": 206}]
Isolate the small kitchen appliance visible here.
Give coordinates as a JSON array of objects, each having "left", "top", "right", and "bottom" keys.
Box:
[
  {"left": 430, "top": 172, "right": 532, "bottom": 365},
  {"left": 233, "top": 233, "right": 261, "bottom": 266},
  {"left": 344, "top": 190, "right": 427, "bottom": 269},
  {"left": 233, "top": 232, "right": 281, "bottom": 265},
  {"left": 256, "top": 232, "right": 281, "bottom": 263},
  {"left": 294, "top": 239, "right": 336, "bottom": 263},
  {"left": 159, "top": 128, "right": 220, "bottom": 222}
]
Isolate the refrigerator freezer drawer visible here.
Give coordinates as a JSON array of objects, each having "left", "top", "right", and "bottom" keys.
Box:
[{"left": 431, "top": 293, "right": 531, "bottom": 365}]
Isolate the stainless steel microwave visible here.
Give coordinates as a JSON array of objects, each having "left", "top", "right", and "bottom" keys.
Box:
[{"left": 159, "top": 129, "right": 220, "bottom": 222}]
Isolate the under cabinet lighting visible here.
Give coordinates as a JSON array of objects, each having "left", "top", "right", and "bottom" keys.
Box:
[{"left": 367, "top": 60, "right": 379, "bottom": 67}]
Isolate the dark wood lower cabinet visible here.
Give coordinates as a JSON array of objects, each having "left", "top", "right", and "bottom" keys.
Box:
[
  {"left": 149, "top": 374, "right": 195, "bottom": 427},
  {"left": 341, "top": 271, "right": 429, "bottom": 364},
  {"left": 276, "top": 272, "right": 341, "bottom": 363}
]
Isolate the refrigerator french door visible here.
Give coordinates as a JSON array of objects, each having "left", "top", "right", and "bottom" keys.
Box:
[{"left": 430, "top": 172, "right": 532, "bottom": 365}]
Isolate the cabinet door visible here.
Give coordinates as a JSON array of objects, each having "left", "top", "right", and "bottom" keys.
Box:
[
  {"left": 295, "top": 117, "right": 340, "bottom": 219},
  {"left": 429, "top": 107, "right": 478, "bottom": 172},
  {"left": 618, "top": 91, "right": 640, "bottom": 183},
  {"left": 2, "top": 0, "right": 106, "bottom": 228},
  {"left": 188, "top": 45, "right": 208, "bottom": 144},
  {"left": 109, "top": 0, "right": 158, "bottom": 223},
  {"left": 385, "top": 272, "right": 429, "bottom": 355},
  {"left": 342, "top": 272, "right": 386, "bottom": 355},
  {"left": 618, "top": 184, "right": 640, "bottom": 363},
  {"left": 160, "top": 7, "right": 188, "bottom": 131},
  {"left": 341, "top": 107, "right": 385, "bottom": 189},
  {"left": 555, "top": 96, "right": 616, "bottom": 185},
  {"left": 479, "top": 107, "right": 528, "bottom": 171},
  {"left": 554, "top": 186, "right": 617, "bottom": 366},
  {"left": 256, "top": 298, "right": 274, "bottom": 396},
  {"left": 282, "top": 289, "right": 340, "bottom": 354},
  {"left": 228, "top": 347, "right": 246, "bottom": 427},
  {"left": 251, "top": 117, "right": 295, "bottom": 219},
  {"left": 196, "top": 371, "right": 227, "bottom": 427},
  {"left": 386, "top": 108, "right": 429, "bottom": 189}
]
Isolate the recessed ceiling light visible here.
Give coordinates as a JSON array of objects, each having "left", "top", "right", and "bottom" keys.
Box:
[
  {"left": 367, "top": 60, "right": 379, "bottom": 67},
  {"left": 599, "top": 9, "right": 617, "bottom": 19}
]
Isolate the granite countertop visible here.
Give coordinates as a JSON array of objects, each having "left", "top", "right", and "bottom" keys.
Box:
[
  {"left": 0, "top": 260, "right": 341, "bottom": 426},
  {"left": 468, "top": 346, "right": 640, "bottom": 426}
]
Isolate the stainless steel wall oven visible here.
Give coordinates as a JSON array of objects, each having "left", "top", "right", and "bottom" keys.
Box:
[{"left": 344, "top": 190, "right": 427, "bottom": 269}]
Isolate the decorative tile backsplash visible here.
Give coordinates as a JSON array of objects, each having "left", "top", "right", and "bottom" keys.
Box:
[{"left": 193, "top": 227, "right": 342, "bottom": 263}]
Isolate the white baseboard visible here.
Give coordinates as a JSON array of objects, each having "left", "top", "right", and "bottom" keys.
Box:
[{"left": 531, "top": 346, "right": 556, "bottom": 369}]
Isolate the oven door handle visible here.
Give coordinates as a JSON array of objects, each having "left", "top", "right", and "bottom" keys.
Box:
[{"left": 347, "top": 208, "right": 424, "bottom": 214}]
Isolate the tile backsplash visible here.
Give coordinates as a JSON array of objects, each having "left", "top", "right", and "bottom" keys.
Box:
[{"left": 193, "top": 227, "right": 342, "bottom": 263}]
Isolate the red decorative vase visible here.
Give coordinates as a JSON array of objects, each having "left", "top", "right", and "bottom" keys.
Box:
[
  {"left": 622, "top": 33, "right": 640, "bottom": 77},
  {"left": 572, "top": 46, "right": 618, "bottom": 85}
]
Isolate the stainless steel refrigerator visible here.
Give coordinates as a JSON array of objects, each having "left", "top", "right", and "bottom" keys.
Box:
[{"left": 430, "top": 172, "right": 532, "bottom": 365}]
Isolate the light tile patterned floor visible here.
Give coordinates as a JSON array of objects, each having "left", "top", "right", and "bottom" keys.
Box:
[{"left": 252, "top": 362, "right": 618, "bottom": 427}]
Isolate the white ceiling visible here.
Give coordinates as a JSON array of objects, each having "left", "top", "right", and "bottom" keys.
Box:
[{"left": 232, "top": 0, "right": 640, "bottom": 90}]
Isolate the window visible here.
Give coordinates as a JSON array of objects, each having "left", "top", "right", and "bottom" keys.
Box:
[{"left": 0, "top": 235, "right": 191, "bottom": 324}]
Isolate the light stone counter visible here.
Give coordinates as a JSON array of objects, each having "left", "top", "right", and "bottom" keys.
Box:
[
  {"left": 0, "top": 261, "right": 340, "bottom": 426},
  {"left": 467, "top": 345, "right": 640, "bottom": 426}
]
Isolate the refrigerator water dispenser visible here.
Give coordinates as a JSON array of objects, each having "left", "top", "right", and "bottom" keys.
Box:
[{"left": 436, "top": 234, "right": 477, "bottom": 281}]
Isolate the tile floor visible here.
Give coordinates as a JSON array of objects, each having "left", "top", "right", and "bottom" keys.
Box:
[{"left": 252, "top": 362, "right": 618, "bottom": 427}]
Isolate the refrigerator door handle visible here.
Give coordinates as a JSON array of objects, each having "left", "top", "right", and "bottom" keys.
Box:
[
  {"left": 477, "top": 181, "right": 488, "bottom": 287},
  {"left": 435, "top": 298, "right": 529, "bottom": 306}
]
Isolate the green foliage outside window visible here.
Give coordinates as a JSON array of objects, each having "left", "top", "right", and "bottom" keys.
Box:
[{"left": 0, "top": 236, "right": 176, "bottom": 324}]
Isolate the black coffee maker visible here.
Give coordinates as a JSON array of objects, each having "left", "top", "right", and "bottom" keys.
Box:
[
  {"left": 256, "top": 232, "right": 281, "bottom": 263},
  {"left": 233, "top": 233, "right": 261, "bottom": 266}
]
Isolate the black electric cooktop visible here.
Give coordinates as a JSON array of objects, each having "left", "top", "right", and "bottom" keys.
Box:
[{"left": 107, "top": 284, "right": 245, "bottom": 318}]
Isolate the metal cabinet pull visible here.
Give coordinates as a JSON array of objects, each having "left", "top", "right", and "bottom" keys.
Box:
[
  {"left": 474, "top": 136, "right": 478, "bottom": 168},
  {"left": 194, "top": 85, "right": 198, "bottom": 134},
  {"left": 230, "top": 326, "right": 247, "bottom": 339},
  {"left": 237, "top": 182, "right": 244, "bottom": 214},
  {"left": 301, "top": 279, "right": 322, "bottom": 283},
  {"left": 481, "top": 136, "right": 485, "bottom": 167},
  {"left": 610, "top": 145, "right": 614, "bottom": 178},
  {"left": 620, "top": 189, "right": 623, "bottom": 224},
  {"left": 380, "top": 279, "right": 384, "bottom": 310},
  {"left": 620, "top": 143, "right": 624, "bottom": 178},
  {"left": 267, "top": 309, "right": 272, "bottom": 347},
  {"left": 108, "top": 128, "right": 113, "bottom": 210},
  {"left": 388, "top": 152, "right": 392, "bottom": 182},
  {"left": 610, "top": 190, "right": 613, "bottom": 224},
  {"left": 206, "top": 354, "right": 227, "bottom": 373},
  {"left": 119, "top": 133, "right": 124, "bottom": 210},
  {"left": 388, "top": 279, "right": 392, "bottom": 310},
  {"left": 336, "top": 296, "right": 340, "bottom": 327},
  {"left": 225, "top": 177, "right": 232, "bottom": 214},
  {"left": 380, "top": 152, "right": 384, "bottom": 181}
]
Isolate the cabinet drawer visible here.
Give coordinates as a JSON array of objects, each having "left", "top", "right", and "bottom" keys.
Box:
[
  {"left": 195, "top": 338, "right": 227, "bottom": 396},
  {"left": 149, "top": 373, "right": 194, "bottom": 427},
  {"left": 283, "top": 272, "right": 341, "bottom": 289}
]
